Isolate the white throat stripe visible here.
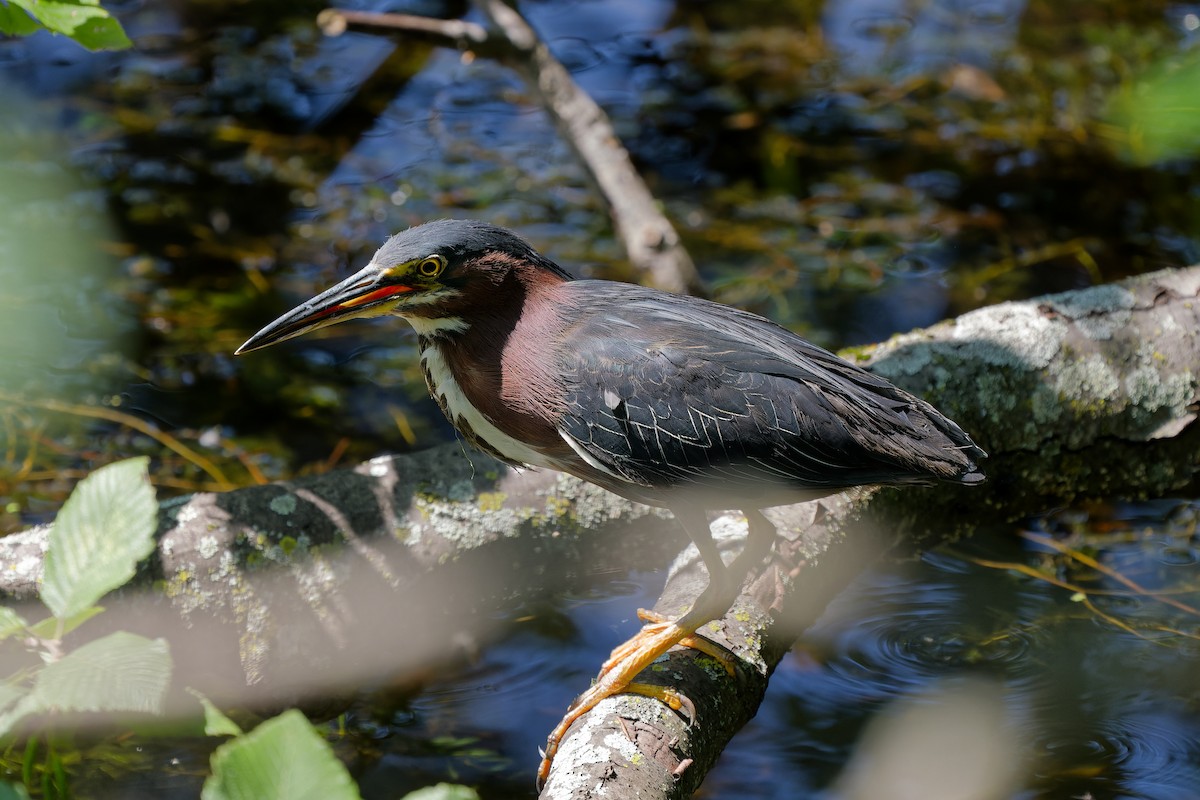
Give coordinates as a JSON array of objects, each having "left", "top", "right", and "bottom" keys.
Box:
[
  {"left": 407, "top": 316, "right": 469, "bottom": 335},
  {"left": 419, "top": 345, "right": 556, "bottom": 469}
]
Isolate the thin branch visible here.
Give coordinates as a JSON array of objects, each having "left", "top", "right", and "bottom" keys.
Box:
[
  {"left": 0, "top": 391, "right": 235, "bottom": 490},
  {"left": 470, "top": 0, "right": 701, "bottom": 295},
  {"left": 318, "top": 4, "right": 704, "bottom": 296},
  {"left": 1019, "top": 530, "right": 1200, "bottom": 618},
  {"left": 316, "top": 9, "right": 493, "bottom": 50}
]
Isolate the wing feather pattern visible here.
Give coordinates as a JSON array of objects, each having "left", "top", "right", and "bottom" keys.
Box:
[{"left": 553, "top": 282, "right": 984, "bottom": 499}]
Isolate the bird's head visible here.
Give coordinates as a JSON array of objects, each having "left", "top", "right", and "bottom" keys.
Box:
[{"left": 236, "top": 219, "right": 573, "bottom": 353}]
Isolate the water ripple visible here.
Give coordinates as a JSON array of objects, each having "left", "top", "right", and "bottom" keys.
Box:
[{"left": 1035, "top": 710, "right": 1200, "bottom": 799}]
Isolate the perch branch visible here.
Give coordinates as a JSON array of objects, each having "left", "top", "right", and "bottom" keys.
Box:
[{"left": 318, "top": 3, "right": 703, "bottom": 295}]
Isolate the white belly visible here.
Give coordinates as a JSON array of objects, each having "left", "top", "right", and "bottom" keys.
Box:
[{"left": 420, "top": 344, "right": 557, "bottom": 470}]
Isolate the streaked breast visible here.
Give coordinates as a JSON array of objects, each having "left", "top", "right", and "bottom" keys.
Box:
[{"left": 419, "top": 340, "right": 560, "bottom": 470}]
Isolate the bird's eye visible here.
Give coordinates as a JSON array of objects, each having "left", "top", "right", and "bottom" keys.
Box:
[{"left": 416, "top": 256, "right": 444, "bottom": 278}]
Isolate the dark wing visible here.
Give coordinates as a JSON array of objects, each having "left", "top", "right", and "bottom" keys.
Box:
[{"left": 554, "top": 282, "right": 984, "bottom": 497}]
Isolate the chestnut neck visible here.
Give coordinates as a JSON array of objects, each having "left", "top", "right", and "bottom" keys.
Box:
[{"left": 412, "top": 253, "right": 574, "bottom": 447}]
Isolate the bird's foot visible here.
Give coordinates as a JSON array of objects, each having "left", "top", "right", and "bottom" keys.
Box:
[
  {"left": 636, "top": 609, "right": 738, "bottom": 676},
  {"left": 536, "top": 617, "right": 698, "bottom": 790},
  {"left": 598, "top": 611, "right": 673, "bottom": 675},
  {"left": 599, "top": 609, "right": 737, "bottom": 679},
  {"left": 620, "top": 682, "right": 696, "bottom": 724}
]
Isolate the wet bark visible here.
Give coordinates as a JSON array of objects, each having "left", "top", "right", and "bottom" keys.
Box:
[{"left": 0, "top": 267, "right": 1197, "bottom": 791}]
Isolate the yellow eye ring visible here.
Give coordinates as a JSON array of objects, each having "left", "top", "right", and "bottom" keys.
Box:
[{"left": 417, "top": 256, "right": 443, "bottom": 278}]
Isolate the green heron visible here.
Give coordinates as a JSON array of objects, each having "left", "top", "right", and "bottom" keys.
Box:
[{"left": 238, "top": 219, "right": 985, "bottom": 786}]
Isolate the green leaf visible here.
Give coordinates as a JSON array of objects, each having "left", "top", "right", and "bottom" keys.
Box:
[
  {"left": 42, "top": 457, "right": 157, "bottom": 620},
  {"left": 27, "top": 606, "right": 104, "bottom": 641},
  {"left": 0, "top": 3, "right": 40, "bottom": 35},
  {"left": 0, "top": 681, "right": 27, "bottom": 715},
  {"left": 62, "top": 13, "right": 129, "bottom": 49},
  {"left": 0, "top": 608, "right": 27, "bottom": 642},
  {"left": 187, "top": 689, "right": 243, "bottom": 738},
  {"left": 5, "top": 0, "right": 130, "bottom": 50},
  {"left": 202, "top": 710, "right": 360, "bottom": 800},
  {"left": 0, "top": 779, "right": 32, "bottom": 799},
  {"left": 0, "top": 692, "right": 38, "bottom": 740},
  {"left": 31, "top": 632, "right": 171, "bottom": 715},
  {"left": 401, "top": 785, "right": 481, "bottom": 800},
  {"left": 1106, "top": 50, "right": 1200, "bottom": 164}
]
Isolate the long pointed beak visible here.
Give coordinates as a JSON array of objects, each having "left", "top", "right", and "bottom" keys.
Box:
[{"left": 236, "top": 264, "right": 413, "bottom": 354}]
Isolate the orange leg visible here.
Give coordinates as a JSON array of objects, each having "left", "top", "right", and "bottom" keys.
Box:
[
  {"left": 621, "top": 681, "right": 695, "bottom": 723},
  {"left": 536, "top": 612, "right": 708, "bottom": 789},
  {"left": 535, "top": 508, "right": 778, "bottom": 790},
  {"left": 600, "top": 609, "right": 737, "bottom": 678}
]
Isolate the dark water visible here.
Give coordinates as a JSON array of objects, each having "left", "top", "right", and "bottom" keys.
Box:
[
  {"left": 2, "top": 0, "right": 1200, "bottom": 796},
  {"left": 330, "top": 501, "right": 1200, "bottom": 800},
  {"left": 57, "top": 500, "right": 1200, "bottom": 799}
]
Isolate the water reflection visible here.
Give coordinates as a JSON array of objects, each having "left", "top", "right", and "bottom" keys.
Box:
[
  {"left": 701, "top": 509, "right": 1200, "bottom": 799},
  {"left": 824, "top": 0, "right": 1025, "bottom": 76},
  {"left": 320, "top": 500, "right": 1200, "bottom": 799}
]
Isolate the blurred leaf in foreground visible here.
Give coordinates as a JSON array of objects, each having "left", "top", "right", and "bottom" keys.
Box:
[
  {"left": 0, "top": 0, "right": 130, "bottom": 50},
  {"left": 0, "top": 84, "right": 132, "bottom": 398},
  {"left": 0, "top": 780, "right": 31, "bottom": 799},
  {"left": 401, "top": 785, "right": 481, "bottom": 800},
  {"left": 41, "top": 457, "right": 157, "bottom": 621},
  {"left": 202, "top": 710, "right": 360, "bottom": 800},
  {"left": 1105, "top": 49, "right": 1200, "bottom": 165},
  {"left": 0, "top": 632, "right": 170, "bottom": 737}
]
